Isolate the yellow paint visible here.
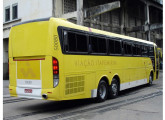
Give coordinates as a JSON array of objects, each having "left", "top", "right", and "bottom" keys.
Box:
[
  {"left": 17, "top": 60, "right": 40, "bottom": 80},
  {"left": 14, "top": 56, "right": 45, "bottom": 60},
  {"left": 9, "top": 17, "right": 157, "bottom": 101}
]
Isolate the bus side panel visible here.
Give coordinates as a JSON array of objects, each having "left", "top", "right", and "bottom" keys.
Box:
[{"left": 61, "top": 55, "right": 97, "bottom": 100}]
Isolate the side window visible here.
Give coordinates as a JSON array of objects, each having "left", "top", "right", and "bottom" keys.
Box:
[
  {"left": 136, "top": 44, "right": 141, "bottom": 55},
  {"left": 142, "top": 45, "right": 148, "bottom": 56},
  {"left": 132, "top": 44, "right": 136, "bottom": 55},
  {"left": 133, "top": 43, "right": 141, "bottom": 56},
  {"left": 76, "top": 34, "right": 88, "bottom": 52},
  {"left": 108, "top": 39, "right": 121, "bottom": 54},
  {"left": 63, "top": 31, "right": 88, "bottom": 53},
  {"left": 90, "top": 36, "right": 106, "bottom": 54},
  {"left": 98, "top": 38, "right": 106, "bottom": 53},
  {"left": 68, "top": 32, "right": 76, "bottom": 52},
  {"left": 124, "top": 42, "right": 132, "bottom": 55},
  {"left": 149, "top": 46, "right": 154, "bottom": 56},
  {"left": 115, "top": 40, "right": 122, "bottom": 54},
  {"left": 90, "top": 36, "right": 98, "bottom": 53},
  {"left": 109, "top": 40, "right": 115, "bottom": 54}
]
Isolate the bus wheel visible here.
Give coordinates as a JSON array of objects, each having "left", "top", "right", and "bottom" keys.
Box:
[
  {"left": 148, "top": 74, "right": 153, "bottom": 86},
  {"left": 109, "top": 78, "right": 119, "bottom": 99},
  {"left": 96, "top": 80, "right": 108, "bottom": 102}
]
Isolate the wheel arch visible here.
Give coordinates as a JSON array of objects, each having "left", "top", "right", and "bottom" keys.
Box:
[{"left": 97, "top": 75, "right": 110, "bottom": 88}]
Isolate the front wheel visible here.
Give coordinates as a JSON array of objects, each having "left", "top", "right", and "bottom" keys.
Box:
[
  {"left": 96, "top": 80, "right": 108, "bottom": 102},
  {"left": 148, "top": 74, "right": 153, "bottom": 86}
]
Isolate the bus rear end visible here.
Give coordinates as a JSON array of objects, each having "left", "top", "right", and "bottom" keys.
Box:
[{"left": 9, "top": 18, "right": 60, "bottom": 100}]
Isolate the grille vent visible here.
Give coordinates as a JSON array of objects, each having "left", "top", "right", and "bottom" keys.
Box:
[{"left": 65, "top": 76, "right": 85, "bottom": 95}]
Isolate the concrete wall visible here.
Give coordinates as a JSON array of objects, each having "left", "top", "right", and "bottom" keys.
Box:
[{"left": 3, "top": 0, "right": 52, "bottom": 38}]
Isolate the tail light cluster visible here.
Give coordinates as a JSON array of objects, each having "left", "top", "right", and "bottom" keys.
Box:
[{"left": 52, "top": 57, "right": 59, "bottom": 87}]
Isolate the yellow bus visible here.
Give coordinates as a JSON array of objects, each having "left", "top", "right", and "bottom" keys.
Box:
[
  {"left": 9, "top": 17, "right": 159, "bottom": 102},
  {"left": 157, "top": 47, "right": 163, "bottom": 70}
]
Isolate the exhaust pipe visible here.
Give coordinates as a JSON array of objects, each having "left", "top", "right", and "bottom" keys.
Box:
[{"left": 42, "top": 94, "right": 48, "bottom": 99}]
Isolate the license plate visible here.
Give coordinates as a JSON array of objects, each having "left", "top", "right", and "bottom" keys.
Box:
[{"left": 24, "top": 89, "right": 32, "bottom": 93}]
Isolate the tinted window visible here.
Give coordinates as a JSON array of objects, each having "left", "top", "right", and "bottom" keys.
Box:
[
  {"left": 76, "top": 34, "right": 87, "bottom": 52},
  {"left": 124, "top": 42, "right": 132, "bottom": 55},
  {"left": 115, "top": 40, "right": 121, "bottom": 54},
  {"left": 149, "top": 46, "right": 154, "bottom": 56},
  {"left": 136, "top": 44, "right": 141, "bottom": 55},
  {"left": 133, "top": 43, "right": 141, "bottom": 56},
  {"left": 64, "top": 31, "right": 88, "bottom": 53},
  {"left": 109, "top": 40, "right": 115, "bottom": 54},
  {"left": 109, "top": 39, "right": 121, "bottom": 54},
  {"left": 68, "top": 32, "right": 76, "bottom": 52},
  {"left": 90, "top": 36, "right": 106, "bottom": 53},
  {"left": 98, "top": 38, "right": 106, "bottom": 53},
  {"left": 132, "top": 44, "right": 136, "bottom": 55},
  {"left": 90, "top": 36, "right": 98, "bottom": 53},
  {"left": 142, "top": 45, "right": 148, "bottom": 56}
]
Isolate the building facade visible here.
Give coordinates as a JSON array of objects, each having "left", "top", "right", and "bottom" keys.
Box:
[
  {"left": 3, "top": 0, "right": 163, "bottom": 79},
  {"left": 3, "top": 0, "right": 52, "bottom": 79}
]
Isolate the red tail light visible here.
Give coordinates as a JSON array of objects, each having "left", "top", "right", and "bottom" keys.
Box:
[
  {"left": 53, "top": 57, "right": 59, "bottom": 75},
  {"left": 52, "top": 57, "right": 59, "bottom": 87}
]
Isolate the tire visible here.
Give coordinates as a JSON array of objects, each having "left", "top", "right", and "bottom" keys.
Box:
[
  {"left": 148, "top": 73, "right": 153, "bottom": 86},
  {"left": 96, "top": 80, "right": 108, "bottom": 102},
  {"left": 108, "top": 78, "right": 119, "bottom": 99}
]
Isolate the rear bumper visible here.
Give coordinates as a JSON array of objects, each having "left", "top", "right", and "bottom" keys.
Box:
[
  {"left": 16, "top": 87, "right": 42, "bottom": 99},
  {"left": 9, "top": 85, "right": 60, "bottom": 101}
]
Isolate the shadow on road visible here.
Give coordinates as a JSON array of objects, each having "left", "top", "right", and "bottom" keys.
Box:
[{"left": 17, "top": 83, "right": 156, "bottom": 113}]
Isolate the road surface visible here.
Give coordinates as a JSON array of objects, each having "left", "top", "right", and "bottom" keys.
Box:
[{"left": 3, "top": 71, "right": 163, "bottom": 120}]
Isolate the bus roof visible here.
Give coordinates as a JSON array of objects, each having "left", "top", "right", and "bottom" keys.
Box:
[
  {"left": 12, "top": 17, "right": 156, "bottom": 46},
  {"left": 50, "top": 18, "right": 156, "bottom": 46}
]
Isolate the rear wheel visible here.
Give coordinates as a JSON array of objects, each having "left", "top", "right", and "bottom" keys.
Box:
[
  {"left": 108, "top": 78, "right": 119, "bottom": 99},
  {"left": 96, "top": 80, "right": 108, "bottom": 102}
]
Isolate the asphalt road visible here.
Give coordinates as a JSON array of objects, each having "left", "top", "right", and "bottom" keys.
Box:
[{"left": 3, "top": 71, "right": 163, "bottom": 120}]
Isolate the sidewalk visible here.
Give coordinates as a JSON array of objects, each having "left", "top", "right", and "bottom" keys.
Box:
[{"left": 3, "top": 80, "right": 9, "bottom": 95}]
